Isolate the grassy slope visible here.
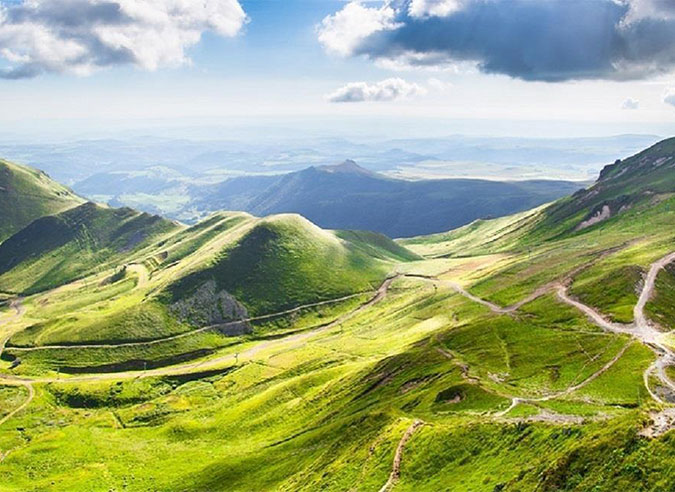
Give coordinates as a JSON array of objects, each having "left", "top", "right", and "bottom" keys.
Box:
[
  {"left": 2, "top": 212, "right": 415, "bottom": 372},
  {"left": 646, "top": 264, "right": 675, "bottom": 330},
  {"left": 402, "top": 138, "right": 675, "bottom": 314},
  {"left": 0, "top": 278, "right": 659, "bottom": 491},
  {"left": 0, "top": 159, "right": 84, "bottom": 242},
  {"left": 400, "top": 205, "right": 546, "bottom": 258},
  {"left": 166, "top": 214, "right": 408, "bottom": 316},
  {"left": 535, "top": 136, "right": 675, "bottom": 239},
  {"left": 0, "top": 202, "right": 178, "bottom": 294}
]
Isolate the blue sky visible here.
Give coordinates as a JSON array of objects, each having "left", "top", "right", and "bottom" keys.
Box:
[{"left": 1, "top": 0, "right": 675, "bottom": 139}]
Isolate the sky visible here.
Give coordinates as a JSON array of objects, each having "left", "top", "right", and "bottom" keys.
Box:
[{"left": 1, "top": 0, "right": 675, "bottom": 140}]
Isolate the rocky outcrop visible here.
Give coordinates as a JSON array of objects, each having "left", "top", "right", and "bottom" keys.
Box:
[
  {"left": 170, "top": 280, "right": 249, "bottom": 331},
  {"left": 576, "top": 204, "right": 611, "bottom": 230},
  {"left": 575, "top": 194, "right": 634, "bottom": 231}
]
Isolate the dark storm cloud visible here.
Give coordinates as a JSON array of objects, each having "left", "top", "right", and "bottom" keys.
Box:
[{"left": 321, "top": 0, "right": 675, "bottom": 82}]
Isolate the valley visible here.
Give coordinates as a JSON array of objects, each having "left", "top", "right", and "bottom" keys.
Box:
[{"left": 1, "top": 138, "right": 675, "bottom": 490}]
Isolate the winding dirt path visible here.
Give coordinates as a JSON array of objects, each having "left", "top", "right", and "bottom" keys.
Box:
[
  {"left": 552, "top": 253, "right": 675, "bottom": 405},
  {"left": 635, "top": 252, "right": 675, "bottom": 331},
  {"left": 0, "top": 276, "right": 398, "bottom": 385},
  {"left": 632, "top": 253, "right": 675, "bottom": 404},
  {"left": 6, "top": 291, "right": 371, "bottom": 352},
  {"left": 378, "top": 420, "right": 424, "bottom": 492},
  {"left": 126, "top": 264, "right": 149, "bottom": 288},
  {"left": 0, "top": 381, "right": 34, "bottom": 428},
  {"left": 425, "top": 251, "right": 675, "bottom": 411},
  {"left": 556, "top": 286, "right": 632, "bottom": 334}
]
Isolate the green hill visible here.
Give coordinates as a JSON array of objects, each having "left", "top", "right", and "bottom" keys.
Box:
[
  {"left": 0, "top": 211, "right": 417, "bottom": 370},
  {"left": 0, "top": 202, "right": 178, "bottom": 294},
  {"left": 166, "top": 214, "right": 418, "bottom": 316},
  {"left": 0, "top": 159, "right": 83, "bottom": 242}
]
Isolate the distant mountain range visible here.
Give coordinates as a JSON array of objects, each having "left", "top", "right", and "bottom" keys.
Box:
[{"left": 187, "top": 160, "right": 584, "bottom": 237}]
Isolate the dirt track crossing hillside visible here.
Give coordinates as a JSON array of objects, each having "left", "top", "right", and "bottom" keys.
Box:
[
  {"left": 0, "top": 276, "right": 399, "bottom": 386},
  {"left": 378, "top": 420, "right": 424, "bottom": 492}
]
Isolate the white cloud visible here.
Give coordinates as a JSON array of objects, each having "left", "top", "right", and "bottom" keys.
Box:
[
  {"left": 665, "top": 88, "right": 675, "bottom": 107},
  {"left": 0, "top": 0, "right": 247, "bottom": 78},
  {"left": 317, "top": 1, "right": 399, "bottom": 57},
  {"left": 327, "top": 77, "right": 427, "bottom": 103},
  {"left": 623, "top": 0, "right": 675, "bottom": 23},
  {"left": 408, "top": 0, "right": 463, "bottom": 18},
  {"left": 622, "top": 98, "right": 640, "bottom": 109}
]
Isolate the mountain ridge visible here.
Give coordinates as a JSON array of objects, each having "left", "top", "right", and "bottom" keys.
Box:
[
  {"left": 190, "top": 159, "right": 583, "bottom": 238},
  {"left": 0, "top": 159, "right": 84, "bottom": 243}
]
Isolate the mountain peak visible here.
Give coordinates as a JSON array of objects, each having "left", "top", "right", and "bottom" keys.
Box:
[
  {"left": 316, "top": 160, "right": 376, "bottom": 176},
  {"left": 597, "top": 136, "right": 675, "bottom": 183}
]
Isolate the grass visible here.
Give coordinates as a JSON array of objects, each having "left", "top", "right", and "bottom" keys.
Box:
[
  {"left": 8, "top": 301, "right": 185, "bottom": 347},
  {"left": 2, "top": 331, "right": 240, "bottom": 374},
  {"left": 0, "top": 263, "right": 667, "bottom": 491},
  {"left": 165, "top": 214, "right": 405, "bottom": 316},
  {"left": 0, "top": 159, "right": 84, "bottom": 242},
  {"left": 0, "top": 386, "right": 28, "bottom": 418},
  {"left": 571, "top": 342, "right": 654, "bottom": 407},
  {"left": 0, "top": 202, "right": 177, "bottom": 294},
  {"left": 440, "top": 313, "right": 627, "bottom": 398},
  {"left": 570, "top": 265, "right": 643, "bottom": 323},
  {"left": 647, "top": 264, "right": 675, "bottom": 330}
]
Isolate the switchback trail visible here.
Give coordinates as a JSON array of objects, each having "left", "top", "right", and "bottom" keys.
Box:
[
  {"left": 556, "top": 253, "right": 675, "bottom": 404},
  {"left": 419, "top": 251, "right": 675, "bottom": 409},
  {"left": 634, "top": 252, "right": 675, "bottom": 404},
  {"left": 378, "top": 420, "right": 423, "bottom": 492},
  {"left": 0, "top": 276, "right": 398, "bottom": 385}
]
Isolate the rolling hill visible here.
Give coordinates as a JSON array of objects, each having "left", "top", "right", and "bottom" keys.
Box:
[
  {"left": 1, "top": 139, "right": 675, "bottom": 491},
  {"left": 188, "top": 160, "right": 584, "bottom": 237},
  {"left": 0, "top": 163, "right": 419, "bottom": 372},
  {"left": 0, "top": 159, "right": 83, "bottom": 243},
  {"left": 166, "top": 214, "right": 419, "bottom": 316},
  {"left": 0, "top": 202, "right": 178, "bottom": 294}
]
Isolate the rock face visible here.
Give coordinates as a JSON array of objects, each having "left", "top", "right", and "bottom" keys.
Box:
[
  {"left": 170, "top": 280, "right": 249, "bottom": 332},
  {"left": 576, "top": 204, "right": 611, "bottom": 230}
]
